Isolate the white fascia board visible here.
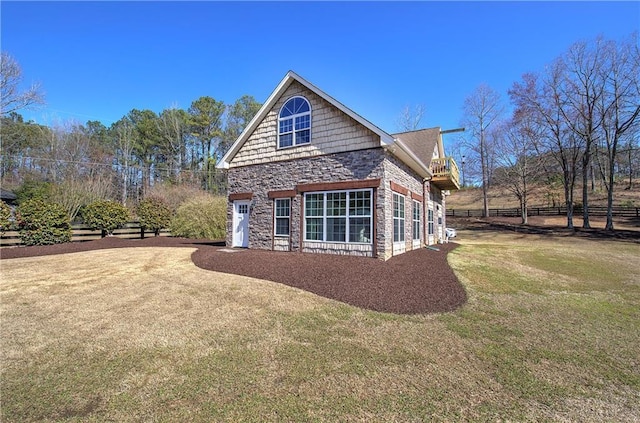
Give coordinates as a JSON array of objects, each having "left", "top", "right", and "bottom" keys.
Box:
[
  {"left": 219, "top": 71, "right": 395, "bottom": 167},
  {"left": 218, "top": 72, "right": 295, "bottom": 168},
  {"left": 287, "top": 71, "right": 395, "bottom": 146}
]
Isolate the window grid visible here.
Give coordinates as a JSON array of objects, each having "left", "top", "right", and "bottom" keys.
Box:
[
  {"left": 274, "top": 198, "right": 290, "bottom": 237},
  {"left": 304, "top": 189, "right": 372, "bottom": 244},
  {"left": 393, "top": 193, "right": 405, "bottom": 243},
  {"left": 278, "top": 96, "right": 311, "bottom": 148}
]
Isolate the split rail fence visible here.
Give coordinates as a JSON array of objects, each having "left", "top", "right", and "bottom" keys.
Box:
[
  {"left": 447, "top": 206, "right": 640, "bottom": 218},
  {"left": 1, "top": 222, "right": 171, "bottom": 247}
]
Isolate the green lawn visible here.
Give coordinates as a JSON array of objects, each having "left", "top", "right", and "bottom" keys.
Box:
[{"left": 1, "top": 232, "right": 639, "bottom": 422}]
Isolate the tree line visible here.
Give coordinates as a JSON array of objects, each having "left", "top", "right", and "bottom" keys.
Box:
[
  {"left": 456, "top": 33, "right": 639, "bottom": 230},
  {"left": 1, "top": 51, "right": 261, "bottom": 214}
]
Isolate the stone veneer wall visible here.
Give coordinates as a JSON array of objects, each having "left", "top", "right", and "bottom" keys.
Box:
[
  {"left": 226, "top": 148, "right": 387, "bottom": 256},
  {"left": 230, "top": 81, "right": 380, "bottom": 168},
  {"left": 227, "top": 149, "right": 443, "bottom": 260},
  {"left": 379, "top": 154, "right": 426, "bottom": 260}
]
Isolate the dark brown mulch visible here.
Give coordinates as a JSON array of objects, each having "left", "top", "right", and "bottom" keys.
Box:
[
  {"left": 192, "top": 244, "right": 466, "bottom": 314},
  {"left": 1, "top": 238, "right": 466, "bottom": 315}
]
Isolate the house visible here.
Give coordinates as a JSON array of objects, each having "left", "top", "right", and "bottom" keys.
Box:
[{"left": 219, "top": 71, "right": 459, "bottom": 260}]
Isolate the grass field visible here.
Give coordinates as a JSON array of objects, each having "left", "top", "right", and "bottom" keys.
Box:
[{"left": 1, "top": 231, "right": 639, "bottom": 422}]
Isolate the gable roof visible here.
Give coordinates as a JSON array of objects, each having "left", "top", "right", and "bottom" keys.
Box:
[
  {"left": 219, "top": 71, "right": 433, "bottom": 179},
  {"left": 392, "top": 127, "right": 443, "bottom": 166}
]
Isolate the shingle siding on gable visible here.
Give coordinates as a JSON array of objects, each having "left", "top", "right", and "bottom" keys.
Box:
[{"left": 230, "top": 81, "right": 380, "bottom": 168}]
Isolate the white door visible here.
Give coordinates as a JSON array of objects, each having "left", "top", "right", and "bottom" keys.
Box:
[{"left": 232, "top": 200, "right": 250, "bottom": 247}]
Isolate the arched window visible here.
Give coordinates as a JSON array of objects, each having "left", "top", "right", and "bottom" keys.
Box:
[{"left": 278, "top": 96, "right": 311, "bottom": 148}]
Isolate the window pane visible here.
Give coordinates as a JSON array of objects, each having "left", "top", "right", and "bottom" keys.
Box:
[
  {"left": 305, "top": 194, "right": 324, "bottom": 216},
  {"left": 293, "top": 97, "right": 310, "bottom": 114},
  {"left": 275, "top": 218, "right": 289, "bottom": 236},
  {"left": 349, "top": 217, "right": 370, "bottom": 243},
  {"left": 279, "top": 118, "right": 293, "bottom": 133},
  {"left": 295, "top": 129, "right": 310, "bottom": 144},
  {"left": 326, "top": 217, "right": 346, "bottom": 242},
  {"left": 275, "top": 199, "right": 290, "bottom": 217},
  {"left": 327, "top": 192, "right": 346, "bottom": 216},
  {"left": 349, "top": 191, "right": 371, "bottom": 216},
  {"left": 279, "top": 133, "right": 293, "bottom": 148},
  {"left": 295, "top": 114, "right": 310, "bottom": 130},
  {"left": 306, "top": 218, "right": 323, "bottom": 240}
]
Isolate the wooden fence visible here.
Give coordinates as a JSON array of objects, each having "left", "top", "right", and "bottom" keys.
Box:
[
  {"left": 447, "top": 206, "right": 640, "bottom": 218},
  {"left": 1, "top": 222, "right": 171, "bottom": 247}
]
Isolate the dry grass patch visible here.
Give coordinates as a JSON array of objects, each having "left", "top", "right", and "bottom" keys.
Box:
[{"left": 1, "top": 234, "right": 639, "bottom": 422}]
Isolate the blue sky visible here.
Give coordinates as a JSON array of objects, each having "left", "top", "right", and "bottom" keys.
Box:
[{"left": 2, "top": 1, "right": 639, "bottom": 138}]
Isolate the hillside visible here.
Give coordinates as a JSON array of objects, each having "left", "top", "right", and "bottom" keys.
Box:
[{"left": 446, "top": 181, "right": 640, "bottom": 210}]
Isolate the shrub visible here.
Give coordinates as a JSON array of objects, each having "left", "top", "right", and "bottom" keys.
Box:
[
  {"left": 0, "top": 202, "right": 12, "bottom": 235},
  {"left": 145, "top": 183, "right": 206, "bottom": 212},
  {"left": 82, "top": 200, "right": 130, "bottom": 237},
  {"left": 170, "top": 194, "right": 226, "bottom": 240},
  {"left": 16, "top": 199, "right": 71, "bottom": 246},
  {"left": 136, "top": 197, "right": 172, "bottom": 236},
  {"left": 15, "top": 179, "right": 53, "bottom": 204}
]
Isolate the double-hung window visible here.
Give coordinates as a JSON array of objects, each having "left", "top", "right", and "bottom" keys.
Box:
[
  {"left": 278, "top": 96, "right": 311, "bottom": 148},
  {"left": 412, "top": 200, "right": 421, "bottom": 242},
  {"left": 304, "top": 189, "right": 372, "bottom": 243},
  {"left": 393, "top": 193, "right": 405, "bottom": 243},
  {"left": 274, "top": 198, "right": 291, "bottom": 236}
]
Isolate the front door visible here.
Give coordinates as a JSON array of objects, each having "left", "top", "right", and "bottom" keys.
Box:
[{"left": 232, "top": 200, "right": 250, "bottom": 247}]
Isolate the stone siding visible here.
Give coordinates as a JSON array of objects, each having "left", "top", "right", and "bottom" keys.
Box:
[
  {"left": 231, "top": 80, "right": 380, "bottom": 168},
  {"left": 379, "top": 153, "right": 426, "bottom": 260},
  {"left": 226, "top": 148, "right": 386, "bottom": 255}
]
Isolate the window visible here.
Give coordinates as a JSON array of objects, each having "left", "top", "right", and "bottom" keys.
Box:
[
  {"left": 274, "top": 198, "right": 290, "bottom": 236},
  {"left": 304, "top": 190, "right": 372, "bottom": 243},
  {"left": 393, "top": 193, "right": 405, "bottom": 243},
  {"left": 278, "top": 96, "right": 311, "bottom": 148},
  {"left": 239, "top": 204, "right": 248, "bottom": 214},
  {"left": 412, "top": 200, "right": 421, "bottom": 241},
  {"left": 428, "top": 209, "right": 434, "bottom": 235}
]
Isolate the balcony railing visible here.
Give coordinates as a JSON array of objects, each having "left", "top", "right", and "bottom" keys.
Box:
[{"left": 430, "top": 157, "right": 460, "bottom": 191}]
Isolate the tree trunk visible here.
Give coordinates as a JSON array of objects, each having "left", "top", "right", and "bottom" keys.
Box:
[
  {"left": 605, "top": 154, "right": 616, "bottom": 231},
  {"left": 582, "top": 153, "right": 591, "bottom": 229},
  {"left": 480, "top": 130, "right": 489, "bottom": 218}
]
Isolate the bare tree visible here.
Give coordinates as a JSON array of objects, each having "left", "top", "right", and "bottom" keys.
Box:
[
  {"left": 112, "top": 118, "right": 136, "bottom": 205},
  {"left": 461, "top": 84, "right": 504, "bottom": 217},
  {"left": 395, "top": 104, "right": 426, "bottom": 131},
  {"left": 158, "top": 107, "right": 189, "bottom": 183},
  {"left": 595, "top": 34, "right": 640, "bottom": 230},
  {"left": 0, "top": 52, "right": 44, "bottom": 115},
  {"left": 560, "top": 38, "right": 607, "bottom": 229},
  {"left": 510, "top": 67, "right": 583, "bottom": 229},
  {"left": 494, "top": 115, "right": 544, "bottom": 224}
]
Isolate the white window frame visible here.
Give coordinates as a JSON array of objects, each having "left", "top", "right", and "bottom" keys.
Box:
[
  {"left": 278, "top": 96, "right": 312, "bottom": 149},
  {"left": 274, "top": 198, "right": 291, "bottom": 237},
  {"left": 303, "top": 189, "right": 373, "bottom": 244},
  {"left": 412, "top": 200, "right": 421, "bottom": 242},
  {"left": 393, "top": 192, "right": 405, "bottom": 243}
]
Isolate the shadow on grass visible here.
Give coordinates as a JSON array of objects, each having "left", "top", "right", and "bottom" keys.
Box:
[{"left": 450, "top": 217, "right": 640, "bottom": 243}]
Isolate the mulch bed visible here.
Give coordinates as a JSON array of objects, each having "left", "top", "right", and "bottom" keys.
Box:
[{"left": 1, "top": 237, "right": 467, "bottom": 315}]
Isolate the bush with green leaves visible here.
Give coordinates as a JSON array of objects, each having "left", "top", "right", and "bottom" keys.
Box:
[
  {"left": 16, "top": 199, "right": 71, "bottom": 246},
  {"left": 0, "top": 201, "right": 13, "bottom": 235},
  {"left": 136, "top": 197, "right": 172, "bottom": 236},
  {"left": 82, "top": 200, "right": 130, "bottom": 237},
  {"left": 170, "top": 194, "right": 226, "bottom": 240},
  {"left": 15, "top": 179, "right": 53, "bottom": 204}
]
